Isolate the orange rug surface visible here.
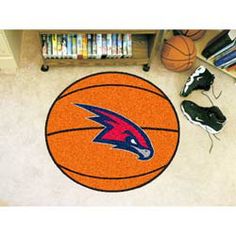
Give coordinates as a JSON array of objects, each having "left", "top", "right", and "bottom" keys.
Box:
[{"left": 45, "top": 72, "right": 180, "bottom": 192}]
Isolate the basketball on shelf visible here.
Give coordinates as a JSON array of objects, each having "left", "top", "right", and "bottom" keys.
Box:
[
  {"left": 161, "top": 35, "right": 197, "bottom": 72},
  {"left": 173, "top": 30, "right": 206, "bottom": 41}
]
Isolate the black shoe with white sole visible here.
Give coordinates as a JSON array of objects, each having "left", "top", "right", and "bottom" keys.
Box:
[
  {"left": 181, "top": 66, "right": 215, "bottom": 97},
  {"left": 181, "top": 100, "right": 226, "bottom": 134}
]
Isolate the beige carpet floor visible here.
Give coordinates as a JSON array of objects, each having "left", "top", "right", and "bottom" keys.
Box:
[{"left": 0, "top": 30, "right": 236, "bottom": 206}]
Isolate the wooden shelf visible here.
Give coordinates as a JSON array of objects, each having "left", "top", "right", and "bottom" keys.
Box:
[
  {"left": 195, "top": 30, "right": 236, "bottom": 79},
  {"left": 44, "top": 34, "right": 149, "bottom": 67},
  {"left": 164, "top": 30, "right": 236, "bottom": 79},
  {"left": 39, "top": 30, "right": 164, "bottom": 72},
  {"left": 45, "top": 58, "right": 149, "bottom": 67},
  {"left": 39, "top": 30, "right": 158, "bottom": 35}
]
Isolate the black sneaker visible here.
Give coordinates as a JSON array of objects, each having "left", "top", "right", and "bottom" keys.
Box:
[
  {"left": 180, "top": 66, "right": 215, "bottom": 97},
  {"left": 181, "top": 100, "right": 226, "bottom": 134}
]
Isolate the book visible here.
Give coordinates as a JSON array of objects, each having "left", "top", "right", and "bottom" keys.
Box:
[
  {"left": 46, "top": 34, "right": 52, "bottom": 59},
  {"left": 41, "top": 34, "right": 47, "bottom": 59},
  {"left": 208, "top": 39, "right": 236, "bottom": 60},
  {"left": 214, "top": 50, "right": 236, "bottom": 67},
  {"left": 52, "top": 34, "right": 58, "bottom": 58},
  {"left": 106, "top": 34, "right": 112, "bottom": 58},
  {"left": 112, "top": 34, "right": 117, "bottom": 58},
  {"left": 77, "top": 34, "right": 83, "bottom": 59},
  {"left": 67, "top": 34, "right": 73, "bottom": 58},
  {"left": 87, "top": 34, "right": 92, "bottom": 59},
  {"left": 62, "top": 34, "right": 68, "bottom": 58},
  {"left": 126, "top": 34, "right": 132, "bottom": 58},
  {"left": 202, "top": 30, "right": 236, "bottom": 59},
  {"left": 220, "top": 57, "right": 236, "bottom": 69},
  {"left": 122, "top": 34, "right": 128, "bottom": 58},
  {"left": 57, "top": 34, "right": 63, "bottom": 59},
  {"left": 102, "top": 34, "right": 107, "bottom": 59},
  {"left": 82, "top": 34, "right": 88, "bottom": 59},
  {"left": 117, "top": 33, "right": 123, "bottom": 58},
  {"left": 72, "top": 34, "right": 77, "bottom": 59},
  {"left": 205, "top": 30, "right": 228, "bottom": 48},
  {"left": 96, "top": 34, "right": 102, "bottom": 59},
  {"left": 214, "top": 44, "right": 236, "bottom": 62},
  {"left": 123, "top": 34, "right": 132, "bottom": 58},
  {"left": 92, "top": 34, "right": 97, "bottom": 59},
  {"left": 226, "top": 62, "right": 236, "bottom": 71}
]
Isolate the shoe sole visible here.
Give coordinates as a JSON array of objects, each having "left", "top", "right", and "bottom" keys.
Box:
[{"left": 180, "top": 104, "right": 221, "bottom": 134}]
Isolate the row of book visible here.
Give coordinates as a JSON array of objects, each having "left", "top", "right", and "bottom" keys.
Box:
[
  {"left": 41, "top": 33, "right": 132, "bottom": 59},
  {"left": 202, "top": 30, "right": 236, "bottom": 71}
]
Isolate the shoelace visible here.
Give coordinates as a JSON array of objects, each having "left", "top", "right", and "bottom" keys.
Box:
[
  {"left": 207, "top": 132, "right": 221, "bottom": 154},
  {"left": 201, "top": 91, "right": 222, "bottom": 154},
  {"left": 212, "top": 83, "right": 222, "bottom": 100}
]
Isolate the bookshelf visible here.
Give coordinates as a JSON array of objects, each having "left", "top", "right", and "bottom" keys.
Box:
[
  {"left": 164, "top": 30, "right": 236, "bottom": 79},
  {"left": 194, "top": 30, "right": 236, "bottom": 79},
  {"left": 38, "top": 30, "right": 164, "bottom": 72}
]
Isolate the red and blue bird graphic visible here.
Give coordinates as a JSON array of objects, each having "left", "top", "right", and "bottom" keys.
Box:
[{"left": 75, "top": 104, "right": 154, "bottom": 160}]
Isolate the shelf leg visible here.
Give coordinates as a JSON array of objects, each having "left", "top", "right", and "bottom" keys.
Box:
[
  {"left": 41, "top": 64, "right": 49, "bottom": 72},
  {"left": 143, "top": 64, "right": 150, "bottom": 72}
]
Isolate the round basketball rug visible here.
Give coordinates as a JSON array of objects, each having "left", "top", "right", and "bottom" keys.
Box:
[{"left": 45, "top": 72, "right": 180, "bottom": 192}]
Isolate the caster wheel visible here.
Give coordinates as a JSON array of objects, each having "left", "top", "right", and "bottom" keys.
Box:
[
  {"left": 41, "top": 65, "right": 49, "bottom": 72},
  {"left": 143, "top": 64, "right": 150, "bottom": 72}
]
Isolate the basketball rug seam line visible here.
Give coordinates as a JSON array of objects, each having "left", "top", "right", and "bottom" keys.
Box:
[
  {"left": 57, "top": 71, "right": 163, "bottom": 98},
  {"left": 46, "top": 127, "right": 179, "bottom": 136},
  {"left": 58, "top": 171, "right": 166, "bottom": 192},
  {"left": 57, "top": 84, "right": 168, "bottom": 101},
  {"left": 165, "top": 41, "right": 192, "bottom": 57},
  {"left": 58, "top": 164, "right": 167, "bottom": 180}
]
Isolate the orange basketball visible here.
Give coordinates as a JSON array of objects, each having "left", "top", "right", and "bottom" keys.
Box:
[
  {"left": 161, "top": 35, "right": 197, "bottom": 72},
  {"left": 45, "top": 72, "right": 180, "bottom": 192},
  {"left": 178, "top": 30, "right": 206, "bottom": 41}
]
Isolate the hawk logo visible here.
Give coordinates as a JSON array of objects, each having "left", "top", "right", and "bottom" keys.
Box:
[{"left": 75, "top": 104, "right": 154, "bottom": 160}]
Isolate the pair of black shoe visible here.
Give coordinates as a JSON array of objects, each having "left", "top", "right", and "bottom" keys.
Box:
[{"left": 180, "top": 66, "right": 226, "bottom": 134}]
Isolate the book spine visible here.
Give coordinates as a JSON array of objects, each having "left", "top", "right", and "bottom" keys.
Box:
[
  {"left": 214, "top": 44, "right": 236, "bottom": 62},
  {"left": 92, "top": 34, "right": 97, "bottom": 59},
  {"left": 202, "top": 30, "right": 233, "bottom": 59},
  {"left": 214, "top": 50, "right": 236, "bottom": 67},
  {"left": 87, "top": 34, "right": 92, "bottom": 59},
  {"left": 57, "top": 34, "right": 63, "bottom": 59},
  {"left": 62, "top": 34, "right": 68, "bottom": 58},
  {"left": 220, "top": 57, "right": 236, "bottom": 69},
  {"left": 96, "top": 34, "right": 102, "bottom": 59},
  {"left": 112, "top": 34, "right": 117, "bottom": 58},
  {"left": 122, "top": 34, "right": 128, "bottom": 58},
  {"left": 126, "top": 34, "right": 132, "bottom": 58},
  {"left": 67, "top": 34, "right": 72, "bottom": 58},
  {"left": 102, "top": 34, "right": 107, "bottom": 59},
  {"left": 107, "top": 34, "right": 112, "bottom": 58},
  {"left": 117, "top": 33, "right": 123, "bottom": 58},
  {"left": 72, "top": 34, "right": 77, "bottom": 59},
  {"left": 82, "top": 34, "right": 88, "bottom": 59},
  {"left": 77, "top": 34, "right": 83, "bottom": 59},
  {"left": 208, "top": 40, "right": 236, "bottom": 60},
  {"left": 46, "top": 34, "right": 52, "bottom": 59},
  {"left": 41, "top": 34, "right": 47, "bottom": 59},
  {"left": 52, "top": 34, "right": 58, "bottom": 58}
]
